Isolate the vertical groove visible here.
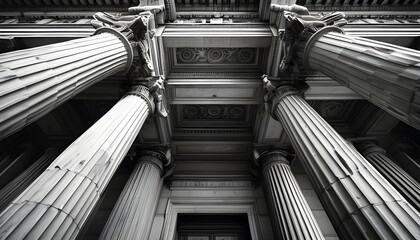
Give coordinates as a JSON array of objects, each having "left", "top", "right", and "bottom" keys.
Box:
[
  {"left": 274, "top": 93, "right": 420, "bottom": 239},
  {"left": 356, "top": 144, "right": 420, "bottom": 212},
  {"left": 99, "top": 156, "right": 164, "bottom": 240},
  {"left": 0, "top": 32, "right": 130, "bottom": 140},
  {"left": 261, "top": 154, "right": 325, "bottom": 240},
  {"left": 305, "top": 31, "right": 420, "bottom": 129},
  {"left": 0, "top": 148, "right": 62, "bottom": 212},
  {"left": 0, "top": 94, "right": 151, "bottom": 240}
]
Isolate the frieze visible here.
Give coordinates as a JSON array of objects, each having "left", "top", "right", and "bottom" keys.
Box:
[
  {"left": 169, "top": 72, "right": 261, "bottom": 78},
  {"left": 176, "top": 48, "right": 257, "bottom": 64},
  {"left": 170, "top": 179, "right": 256, "bottom": 189},
  {"left": 183, "top": 105, "right": 247, "bottom": 120}
]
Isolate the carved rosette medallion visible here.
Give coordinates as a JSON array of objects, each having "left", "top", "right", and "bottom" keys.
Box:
[
  {"left": 176, "top": 48, "right": 257, "bottom": 64},
  {"left": 183, "top": 105, "right": 247, "bottom": 120},
  {"left": 323, "top": 101, "right": 344, "bottom": 117}
]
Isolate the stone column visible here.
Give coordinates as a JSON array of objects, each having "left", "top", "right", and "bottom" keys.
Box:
[
  {"left": 0, "top": 147, "right": 62, "bottom": 212},
  {"left": 301, "top": 26, "right": 420, "bottom": 129},
  {"left": 355, "top": 142, "right": 420, "bottom": 212},
  {"left": 99, "top": 148, "right": 172, "bottom": 240},
  {"left": 262, "top": 81, "right": 420, "bottom": 239},
  {"left": 254, "top": 150, "right": 324, "bottom": 240},
  {"left": 0, "top": 12, "right": 155, "bottom": 141},
  {"left": 0, "top": 83, "right": 161, "bottom": 240},
  {"left": 0, "top": 143, "right": 39, "bottom": 190},
  {"left": 274, "top": 7, "right": 420, "bottom": 129}
]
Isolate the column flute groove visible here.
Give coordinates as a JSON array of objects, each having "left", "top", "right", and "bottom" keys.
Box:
[
  {"left": 99, "top": 149, "right": 171, "bottom": 240},
  {"left": 355, "top": 142, "right": 420, "bottom": 212},
  {"left": 264, "top": 82, "right": 420, "bottom": 239},
  {"left": 0, "top": 84, "right": 157, "bottom": 240},
  {"left": 274, "top": 7, "right": 420, "bottom": 129},
  {"left": 0, "top": 147, "right": 62, "bottom": 213},
  {"left": 0, "top": 28, "right": 132, "bottom": 140},
  {"left": 255, "top": 150, "right": 324, "bottom": 239},
  {"left": 0, "top": 11, "right": 158, "bottom": 141},
  {"left": 303, "top": 26, "right": 420, "bottom": 129}
]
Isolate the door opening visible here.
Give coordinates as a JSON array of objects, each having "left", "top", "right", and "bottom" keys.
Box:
[{"left": 176, "top": 214, "right": 252, "bottom": 240}]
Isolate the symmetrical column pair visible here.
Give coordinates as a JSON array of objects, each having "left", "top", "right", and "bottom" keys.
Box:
[{"left": 262, "top": 79, "right": 420, "bottom": 239}]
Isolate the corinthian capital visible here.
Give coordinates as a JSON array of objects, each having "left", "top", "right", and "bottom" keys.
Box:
[
  {"left": 261, "top": 75, "right": 306, "bottom": 120},
  {"left": 127, "top": 75, "right": 169, "bottom": 118},
  {"left": 92, "top": 12, "right": 155, "bottom": 75},
  {"left": 273, "top": 5, "right": 346, "bottom": 74}
]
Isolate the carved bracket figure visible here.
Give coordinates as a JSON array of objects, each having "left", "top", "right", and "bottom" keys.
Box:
[
  {"left": 272, "top": 4, "right": 346, "bottom": 74},
  {"left": 130, "top": 75, "right": 169, "bottom": 118},
  {"left": 92, "top": 12, "right": 155, "bottom": 76}
]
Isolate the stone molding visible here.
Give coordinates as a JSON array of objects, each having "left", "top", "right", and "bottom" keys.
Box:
[{"left": 137, "top": 147, "right": 173, "bottom": 177}]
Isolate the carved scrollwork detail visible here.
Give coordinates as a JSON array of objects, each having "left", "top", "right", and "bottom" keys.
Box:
[
  {"left": 183, "top": 105, "right": 247, "bottom": 120},
  {"left": 127, "top": 75, "right": 169, "bottom": 118},
  {"left": 261, "top": 74, "right": 303, "bottom": 120},
  {"left": 272, "top": 4, "right": 347, "bottom": 74},
  {"left": 91, "top": 12, "right": 154, "bottom": 76},
  {"left": 323, "top": 101, "right": 344, "bottom": 117},
  {"left": 137, "top": 147, "right": 173, "bottom": 177},
  {"left": 207, "top": 49, "right": 225, "bottom": 63},
  {"left": 147, "top": 76, "right": 169, "bottom": 118},
  {"left": 176, "top": 48, "right": 256, "bottom": 64},
  {"left": 177, "top": 49, "right": 201, "bottom": 63},
  {"left": 237, "top": 49, "right": 255, "bottom": 63},
  {"left": 252, "top": 149, "right": 295, "bottom": 174}
]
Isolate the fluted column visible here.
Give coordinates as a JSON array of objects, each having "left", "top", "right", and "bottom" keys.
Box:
[
  {"left": 0, "top": 143, "right": 39, "bottom": 190},
  {"left": 0, "top": 11, "right": 159, "bottom": 141},
  {"left": 0, "top": 147, "right": 62, "bottom": 212},
  {"left": 275, "top": 8, "right": 420, "bottom": 129},
  {"left": 0, "top": 85, "right": 157, "bottom": 240},
  {"left": 302, "top": 26, "right": 420, "bottom": 129},
  {"left": 263, "top": 82, "right": 420, "bottom": 239},
  {"left": 99, "top": 148, "right": 172, "bottom": 240},
  {"left": 255, "top": 150, "right": 324, "bottom": 240},
  {"left": 355, "top": 142, "right": 420, "bottom": 212}
]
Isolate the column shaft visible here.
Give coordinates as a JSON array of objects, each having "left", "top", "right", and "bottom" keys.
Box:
[
  {"left": 0, "top": 86, "right": 152, "bottom": 240},
  {"left": 259, "top": 151, "right": 324, "bottom": 240},
  {"left": 356, "top": 143, "right": 420, "bottom": 212},
  {"left": 0, "top": 144, "right": 39, "bottom": 189},
  {"left": 271, "top": 86, "right": 420, "bottom": 239},
  {"left": 99, "top": 152, "right": 165, "bottom": 240},
  {"left": 0, "top": 28, "right": 132, "bottom": 140},
  {"left": 0, "top": 148, "right": 61, "bottom": 212},
  {"left": 303, "top": 27, "right": 420, "bottom": 129}
]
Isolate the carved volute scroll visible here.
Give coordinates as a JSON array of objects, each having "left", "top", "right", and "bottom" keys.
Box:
[
  {"left": 127, "top": 75, "right": 169, "bottom": 118},
  {"left": 91, "top": 12, "right": 155, "bottom": 76},
  {"left": 271, "top": 5, "right": 346, "bottom": 74}
]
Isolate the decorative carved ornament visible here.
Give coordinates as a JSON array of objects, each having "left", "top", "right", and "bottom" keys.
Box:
[
  {"left": 176, "top": 48, "right": 257, "bottom": 64},
  {"left": 271, "top": 4, "right": 346, "bottom": 74},
  {"left": 91, "top": 12, "right": 155, "bottom": 76},
  {"left": 183, "top": 105, "right": 247, "bottom": 120}
]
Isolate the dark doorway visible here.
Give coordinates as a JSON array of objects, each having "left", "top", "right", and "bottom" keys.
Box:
[{"left": 176, "top": 214, "right": 252, "bottom": 240}]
